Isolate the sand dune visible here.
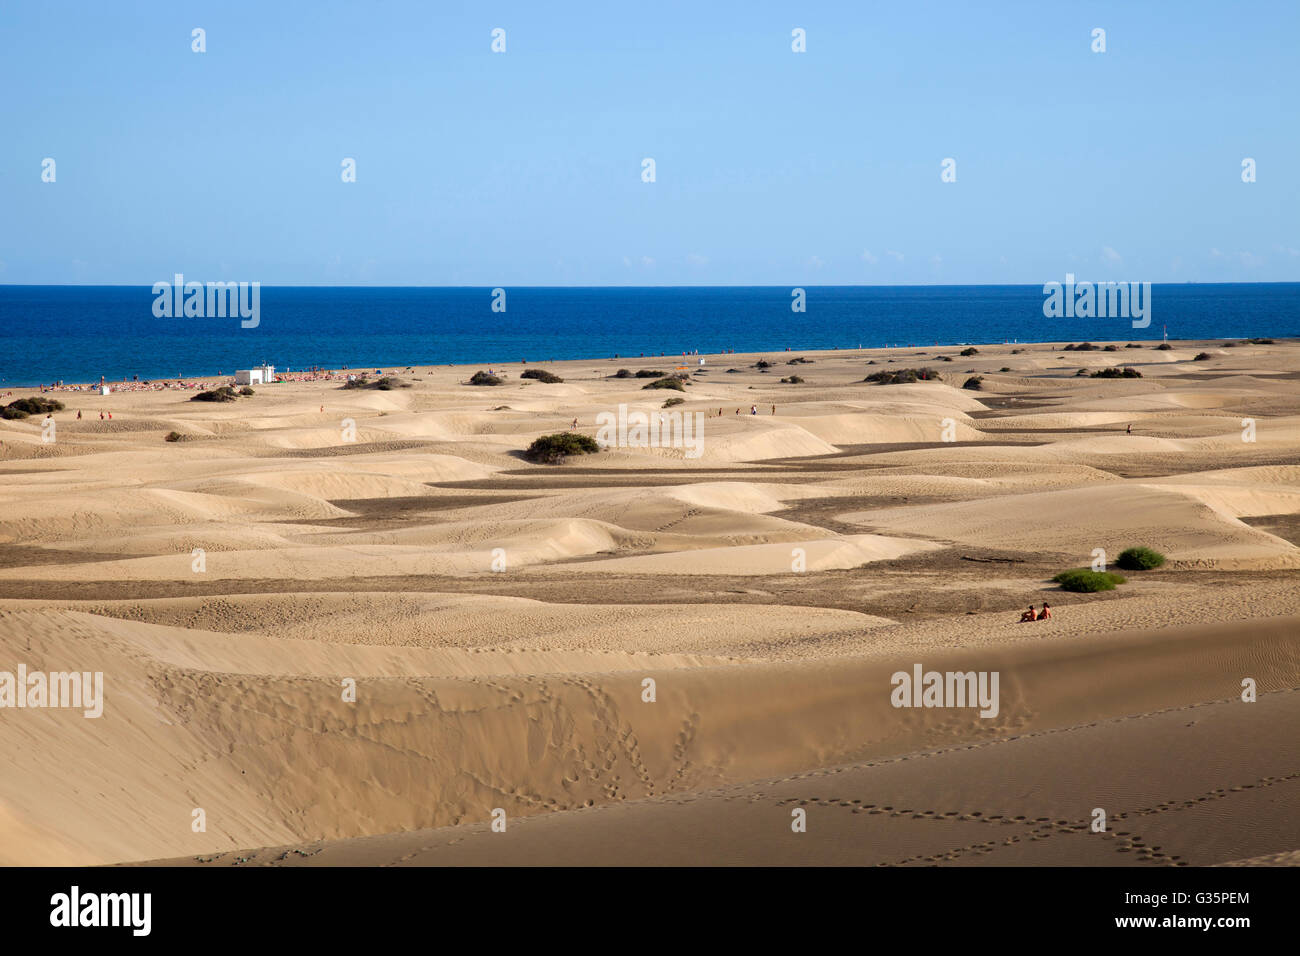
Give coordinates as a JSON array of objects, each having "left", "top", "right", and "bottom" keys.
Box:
[{"left": 4, "top": 340, "right": 1299, "bottom": 867}]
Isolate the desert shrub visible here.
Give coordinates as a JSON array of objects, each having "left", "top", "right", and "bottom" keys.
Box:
[
  {"left": 1244, "top": 338, "right": 1275, "bottom": 345},
  {"left": 1000, "top": 366, "right": 1011, "bottom": 372},
  {"left": 614, "top": 368, "right": 632, "bottom": 378},
  {"left": 1221, "top": 342, "right": 1238, "bottom": 348},
  {"left": 1125, "top": 343, "right": 1143, "bottom": 348},
  {"left": 1053, "top": 568, "right": 1127, "bottom": 592},
  {"left": 1065, "top": 342, "right": 1098, "bottom": 352},
  {"left": 753, "top": 360, "right": 772, "bottom": 369},
  {"left": 662, "top": 397, "right": 685, "bottom": 407},
  {"left": 780, "top": 375, "right": 805, "bottom": 384},
  {"left": 726, "top": 368, "right": 740, "bottom": 373},
  {"left": 238, "top": 386, "right": 255, "bottom": 396},
  {"left": 864, "top": 367, "right": 936, "bottom": 385},
  {"left": 524, "top": 432, "right": 600, "bottom": 464},
  {"left": 1090, "top": 367, "right": 1143, "bottom": 378},
  {"left": 3, "top": 397, "right": 65, "bottom": 418},
  {"left": 521, "top": 368, "right": 563, "bottom": 384},
  {"left": 960, "top": 347, "right": 979, "bottom": 357},
  {"left": 164, "top": 431, "right": 182, "bottom": 442},
  {"left": 468, "top": 371, "right": 503, "bottom": 386},
  {"left": 940, "top": 355, "right": 953, "bottom": 362},
  {"left": 1103, "top": 344, "right": 1118, "bottom": 351},
  {"left": 341, "top": 376, "right": 369, "bottom": 389},
  {"left": 963, "top": 376, "right": 984, "bottom": 390},
  {"left": 1075, "top": 368, "right": 1088, "bottom": 376},
  {"left": 191, "top": 386, "right": 238, "bottom": 402},
  {"left": 633, "top": 369, "right": 664, "bottom": 378},
  {"left": 1155, "top": 343, "right": 1173, "bottom": 350},
  {"left": 642, "top": 377, "right": 684, "bottom": 391},
  {"left": 1116, "top": 546, "right": 1165, "bottom": 570},
  {"left": 1193, "top": 352, "right": 1212, "bottom": 361}
]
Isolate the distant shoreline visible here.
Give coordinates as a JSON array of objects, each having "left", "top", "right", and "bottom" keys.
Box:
[{"left": 6, "top": 336, "right": 1290, "bottom": 392}]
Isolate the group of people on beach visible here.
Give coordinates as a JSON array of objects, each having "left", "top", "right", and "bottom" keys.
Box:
[{"left": 1019, "top": 604, "right": 1052, "bottom": 622}]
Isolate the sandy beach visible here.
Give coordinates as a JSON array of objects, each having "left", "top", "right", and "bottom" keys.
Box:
[{"left": 1, "top": 338, "right": 1297, "bottom": 866}]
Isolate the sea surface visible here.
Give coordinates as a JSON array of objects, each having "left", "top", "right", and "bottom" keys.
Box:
[{"left": 1, "top": 284, "right": 1296, "bottom": 386}]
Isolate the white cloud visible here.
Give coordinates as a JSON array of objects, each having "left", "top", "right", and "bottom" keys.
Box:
[
  {"left": 886, "top": 249, "right": 904, "bottom": 262},
  {"left": 1101, "top": 246, "right": 1122, "bottom": 263},
  {"left": 861, "top": 249, "right": 878, "bottom": 265}
]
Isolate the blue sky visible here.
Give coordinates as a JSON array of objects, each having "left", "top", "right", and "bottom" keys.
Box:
[{"left": 1, "top": 0, "right": 1297, "bottom": 285}]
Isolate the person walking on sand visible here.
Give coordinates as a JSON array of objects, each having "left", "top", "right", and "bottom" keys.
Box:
[
  {"left": 571, "top": 417, "right": 578, "bottom": 430},
  {"left": 1126, "top": 423, "right": 1132, "bottom": 434},
  {"left": 771, "top": 405, "right": 776, "bottom": 415},
  {"left": 750, "top": 404, "right": 757, "bottom": 415}
]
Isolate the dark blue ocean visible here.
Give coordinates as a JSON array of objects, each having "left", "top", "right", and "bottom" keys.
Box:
[{"left": 1, "top": 285, "right": 1296, "bottom": 386}]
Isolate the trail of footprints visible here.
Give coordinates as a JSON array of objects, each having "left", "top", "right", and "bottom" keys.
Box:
[{"left": 774, "top": 770, "right": 1300, "bottom": 866}]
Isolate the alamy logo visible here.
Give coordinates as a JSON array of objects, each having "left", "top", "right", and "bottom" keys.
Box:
[
  {"left": 1043, "top": 273, "right": 1151, "bottom": 329},
  {"left": 891, "top": 664, "right": 1000, "bottom": 718},
  {"left": 50, "top": 886, "right": 150, "bottom": 936},
  {"left": 595, "top": 403, "right": 704, "bottom": 459},
  {"left": 0, "top": 665, "right": 103, "bottom": 718},
  {"left": 152, "top": 274, "right": 260, "bottom": 328}
]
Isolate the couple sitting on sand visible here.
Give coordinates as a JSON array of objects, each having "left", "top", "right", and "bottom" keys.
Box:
[{"left": 1019, "top": 604, "right": 1052, "bottom": 622}]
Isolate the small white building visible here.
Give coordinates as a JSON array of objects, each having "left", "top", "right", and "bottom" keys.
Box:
[{"left": 235, "top": 365, "right": 275, "bottom": 386}]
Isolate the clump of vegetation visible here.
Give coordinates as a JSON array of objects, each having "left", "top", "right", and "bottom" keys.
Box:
[
  {"left": 191, "top": 385, "right": 239, "bottom": 402},
  {"left": 341, "top": 375, "right": 370, "bottom": 389},
  {"left": 468, "top": 371, "right": 503, "bottom": 386},
  {"left": 642, "top": 377, "right": 685, "bottom": 391},
  {"left": 725, "top": 368, "right": 741, "bottom": 373},
  {"left": 521, "top": 368, "right": 564, "bottom": 384},
  {"left": 1221, "top": 341, "right": 1238, "bottom": 348},
  {"left": 633, "top": 369, "right": 665, "bottom": 378},
  {"left": 1243, "top": 338, "right": 1275, "bottom": 345},
  {"left": 960, "top": 347, "right": 979, "bottom": 357},
  {"left": 1075, "top": 368, "right": 1088, "bottom": 376},
  {"left": 1193, "top": 352, "right": 1212, "bottom": 361},
  {"left": 1052, "top": 568, "right": 1127, "bottom": 592},
  {"left": 164, "top": 431, "right": 182, "bottom": 442},
  {"left": 613, "top": 368, "right": 632, "bottom": 378},
  {"left": 940, "top": 355, "right": 954, "bottom": 362},
  {"left": 662, "top": 397, "right": 685, "bottom": 408},
  {"left": 1116, "top": 546, "right": 1165, "bottom": 570},
  {"left": 1155, "top": 342, "right": 1173, "bottom": 350},
  {"left": 1125, "top": 343, "right": 1143, "bottom": 349},
  {"left": 963, "top": 376, "right": 984, "bottom": 390},
  {"left": 780, "top": 375, "right": 805, "bottom": 384},
  {"left": 1064, "top": 342, "right": 1098, "bottom": 352},
  {"left": 1, "top": 396, "right": 65, "bottom": 419},
  {"left": 238, "top": 385, "right": 255, "bottom": 396},
  {"left": 345, "top": 375, "right": 409, "bottom": 390},
  {"left": 524, "top": 432, "right": 601, "bottom": 464},
  {"left": 1090, "top": 367, "right": 1143, "bottom": 379},
  {"left": 1103, "top": 344, "right": 1118, "bottom": 352},
  {"left": 753, "top": 360, "right": 772, "bottom": 369},
  {"left": 1000, "top": 366, "right": 1011, "bottom": 372},
  {"left": 864, "top": 367, "right": 937, "bottom": 385}
]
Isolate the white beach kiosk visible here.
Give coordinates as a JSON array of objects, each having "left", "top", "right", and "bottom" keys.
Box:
[{"left": 234, "top": 364, "right": 275, "bottom": 386}]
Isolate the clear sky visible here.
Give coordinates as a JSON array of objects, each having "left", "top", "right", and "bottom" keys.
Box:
[{"left": 1, "top": 0, "right": 1297, "bottom": 286}]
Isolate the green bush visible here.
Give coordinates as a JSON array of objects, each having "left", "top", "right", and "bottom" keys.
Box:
[
  {"left": 642, "top": 377, "right": 685, "bottom": 391},
  {"left": 1064, "top": 342, "right": 1097, "bottom": 352},
  {"left": 1116, "top": 546, "right": 1165, "bottom": 570},
  {"left": 521, "top": 368, "right": 563, "bottom": 384},
  {"left": 1193, "top": 352, "right": 1212, "bottom": 361},
  {"left": 2, "top": 397, "right": 65, "bottom": 418},
  {"left": 963, "top": 376, "right": 983, "bottom": 390},
  {"left": 524, "top": 432, "right": 601, "bottom": 464},
  {"left": 1052, "top": 568, "right": 1127, "bottom": 592},
  {"left": 960, "top": 347, "right": 979, "bottom": 356},
  {"left": 753, "top": 360, "right": 772, "bottom": 369},
  {"left": 1103, "top": 344, "right": 1118, "bottom": 351},
  {"left": 633, "top": 369, "right": 664, "bottom": 378},
  {"left": 1090, "top": 367, "right": 1143, "bottom": 378},
  {"left": 1000, "top": 366, "right": 1011, "bottom": 372},
  {"left": 1125, "top": 343, "right": 1143, "bottom": 349},
  {"left": 469, "top": 371, "right": 503, "bottom": 386},
  {"left": 191, "top": 386, "right": 239, "bottom": 402},
  {"left": 613, "top": 368, "right": 632, "bottom": 378},
  {"left": 165, "top": 431, "right": 182, "bottom": 442},
  {"left": 238, "top": 386, "right": 255, "bottom": 396},
  {"left": 864, "top": 367, "right": 937, "bottom": 385},
  {"left": 1155, "top": 343, "right": 1173, "bottom": 350},
  {"left": 662, "top": 397, "right": 684, "bottom": 407},
  {"left": 780, "top": 375, "right": 805, "bottom": 384}
]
